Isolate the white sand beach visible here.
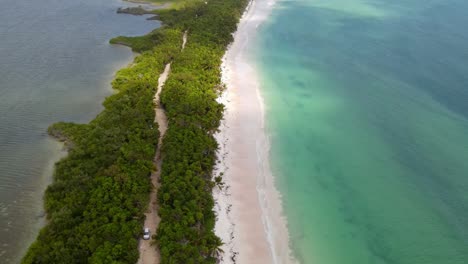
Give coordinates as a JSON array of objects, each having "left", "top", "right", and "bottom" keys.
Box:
[{"left": 214, "top": 0, "right": 297, "bottom": 263}]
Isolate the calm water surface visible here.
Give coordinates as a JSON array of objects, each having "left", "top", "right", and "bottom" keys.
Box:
[
  {"left": 254, "top": 0, "right": 468, "bottom": 263},
  {"left": 0, "top": 0, "right": 158, "bottom": 262}
]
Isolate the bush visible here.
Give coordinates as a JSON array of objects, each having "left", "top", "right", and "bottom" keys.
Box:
[{"left": 22, "top": 0, "right": 248, "bottom": 263}]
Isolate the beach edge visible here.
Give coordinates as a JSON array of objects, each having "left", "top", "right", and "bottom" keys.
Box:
[{"left": 214, "top": 0, "right": 298, "bottom": 263}]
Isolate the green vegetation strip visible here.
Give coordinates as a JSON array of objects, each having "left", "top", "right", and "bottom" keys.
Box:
[{"left": 23, "top": 0, "right": 248, "bottom": 263}]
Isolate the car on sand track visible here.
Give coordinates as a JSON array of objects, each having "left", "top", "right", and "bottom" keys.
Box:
[{"left": 143, "top": 228, "right": 150, "bottom": 240}]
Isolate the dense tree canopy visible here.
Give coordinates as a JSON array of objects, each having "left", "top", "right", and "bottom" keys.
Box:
[
  {"left": 155, "top": 0, "right": 249, "bottom": 263},
  {"left": 22, "top": 0, "right": 248, "bottom": 263}
]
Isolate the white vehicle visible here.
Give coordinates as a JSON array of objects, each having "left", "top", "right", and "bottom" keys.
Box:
[{"left": 143, "top": 228, "right": 150, "bottom": 240}]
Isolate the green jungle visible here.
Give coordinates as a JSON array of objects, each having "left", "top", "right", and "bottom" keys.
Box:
[{"left": 22, "top": 0, "right": 248, "bottom": 263}]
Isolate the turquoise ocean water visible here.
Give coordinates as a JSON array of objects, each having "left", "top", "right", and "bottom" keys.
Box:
[{"left": 253, "top": 0, "right": 468, "bottom": 263}]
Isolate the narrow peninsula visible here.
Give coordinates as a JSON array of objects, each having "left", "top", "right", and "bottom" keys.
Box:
[{"left": 22, "top": 0, "right": 249, "bottom": 263}]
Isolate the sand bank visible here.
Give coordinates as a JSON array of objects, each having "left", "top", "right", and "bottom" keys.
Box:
[{"left": 214, "top": 0, "right": 297, "bottom": 263}]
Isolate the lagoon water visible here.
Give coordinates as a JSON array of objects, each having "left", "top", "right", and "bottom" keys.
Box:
[
  {"left": 254, "top": 0, "right": 468, "bottom": 263},
  {"left": 0, "top": 0, "right": 158, "bottom": 262}
]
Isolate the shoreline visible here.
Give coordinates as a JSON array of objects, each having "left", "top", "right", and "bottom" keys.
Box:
[
  {"left": 214, "top": 0, "right": 297, "bottom": 263},
  {"left": 9, "top": 139, "right": 67, "bottom": 264},
  {"left": 21, "top": 2, "right": 164, "bottom": 261},
  {"left": 13, "top": 47, "right": 140, "bottom": 264},
  {"left": 123, "top": 0, "right": 166, "bottom": 7}
]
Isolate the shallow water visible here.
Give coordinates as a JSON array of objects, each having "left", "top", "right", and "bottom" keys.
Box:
[
  {"left": 0, "top": 0, "right": 158, "bottom": 262},
  {"left": 253, "top": 0, "right": 468, "bottom": 263}
]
